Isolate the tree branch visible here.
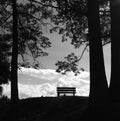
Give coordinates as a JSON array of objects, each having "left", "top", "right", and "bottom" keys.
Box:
[
  {"left": 0, "top": 14, "right": 12, "bottom": 26},
  {"left": 31, "top": 0, "right": 58, "bottom": 9},
  {"left": 102, "top": 39, "right": 111, "bottom": 46},
  {"left": 18, "top": 15, "right": 25, "bottom": 30},
  {"left": 18, "top": 11, "right": 42, "bottom": 21},
  {"left": 77, "top": 37, "right": 110, "bottom": 62},
  {"left": 19, "top": 11, "right": 53, "bottom": 27},
  {"left": 78, "top": 44, "right": 89, "bottom": 62}
]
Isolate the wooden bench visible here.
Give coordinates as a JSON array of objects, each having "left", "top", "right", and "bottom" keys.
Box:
[{"left": 57, "top": 87, "right": 76, "bottom": 97}]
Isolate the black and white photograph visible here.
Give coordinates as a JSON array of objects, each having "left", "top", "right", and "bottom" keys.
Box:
[{"left": 0, "top": 0, "right": 119, "bottom": 121}]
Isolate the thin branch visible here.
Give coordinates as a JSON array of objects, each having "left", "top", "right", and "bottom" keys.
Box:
[
  {"left": 18, "top": 15, "right": 25, "bottom": 30},
  {"left": 31, "top": 0, "right": 58, "bottom": 9},
  {"left": 78, "top": 44, "right": 89, "bottom": 62},
  {"left": 19, "top": 11, "right": 53, "bottom": 27},
  {"left": 0, "top": 14, "right": 12, "bottom": 26},
  {"left": 20, "top": 53, "right": 25, "bottom": 63},
  {"left": 102, "top": 40, "right": 111, "bottom": 46},
  {"left": 32, "top": 0, "right": 88, "bottom": 16},
  {"left": 77, "top": 38, "right": 110, "bottom": 62},
  {"left": 18, "top": 11, "right": 42, "bottom": 21}
]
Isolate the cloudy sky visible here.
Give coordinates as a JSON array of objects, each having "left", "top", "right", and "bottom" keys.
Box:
[
  {"left": 2, "top": 67, "right": 90, "bottom": 99},
  {"left": 2, "top": 32, "right": 111, "bottom": 99}
]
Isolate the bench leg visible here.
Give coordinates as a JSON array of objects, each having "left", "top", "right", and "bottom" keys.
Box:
[
  {"left": 73, "top": 92, "right": 75, "bottom": 96},
  {"left": 57, "top": 92, "right": 60, "bottom": 97}
]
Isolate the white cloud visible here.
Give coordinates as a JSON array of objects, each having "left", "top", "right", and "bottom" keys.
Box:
[
  {"left": 19, "top": 67, "right": 58, "bottom": 81},
  {"left": 2, "top": 68, "right": 90, "bottom": 99}
]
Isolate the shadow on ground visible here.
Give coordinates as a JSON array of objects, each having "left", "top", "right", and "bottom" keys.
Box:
[{"left": 0, "top": 96, "right": 88, "bottom": 121}]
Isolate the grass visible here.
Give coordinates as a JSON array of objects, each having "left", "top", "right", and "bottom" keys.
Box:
[{"left": 0, "top": 96, "right": 88, "bottom": 121}]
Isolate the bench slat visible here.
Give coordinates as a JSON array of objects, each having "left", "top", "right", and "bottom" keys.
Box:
[
  {"left": 57, "top": 91, "right": 76, "bottom": 93},
  {"left": 57, "top": 89, "right": 75, "bottom": 91},
  {"left": 57, "top": 87, "right": 75, "bottom": 89},
  {"left": 57, "top": 87, "right": 76, "bottom": 96}
]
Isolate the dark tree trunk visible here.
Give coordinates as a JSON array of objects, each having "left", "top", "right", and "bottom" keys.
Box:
[
  {"left": 88, "top": 0, "right": 108, "bottom": 107},
  {"left": 10, "top": 0, "right": 19, "bottom": 120},
  {"left": 108, "top": 1, "right": 120, "bottom": 120},
  {"left": 109, "top": 0, "right": 120, "bottom": 103},
  {"left": 86, "top": 1, "right": 109, "bottom": 120}
]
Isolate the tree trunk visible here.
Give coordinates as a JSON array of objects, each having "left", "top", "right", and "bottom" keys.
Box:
[
  {"left": 86, "top": 1, "right": 109, "bottom": 120},
  {"left": 109, "top": 0, "right": 120, "bottom": 103},
  {"left": 11, "top": 0, "right": 19, "bottom": 120},
  {"left": 88, "top": 0, "right": 108, "bottom": 108},
  {"left": 107, "top": 1, "right": 120, "bottom": 120}
]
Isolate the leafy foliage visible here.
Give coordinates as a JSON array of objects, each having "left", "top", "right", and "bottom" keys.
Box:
[
  {"left": 0, "top": 0, "right": 54, "bottom": 94},
  {"left": 47, "top": 0, "right": 110, "bottom": 74},
  {"left": 0, "top": 0, "right": 111, "bottom": 76},
  {"left": 50, "top": 0, "right": 88, "bottom": 49},
  {"left": 56, "top": 53, "right": 84, "bottom": 75},
  {"left": 49, "top": 0, "right": 110, "bottom": 47},
  {"left": 100, "top": 1, "right": 111, "bottom": 45},
  {"left": 0, "top": 0, "right": 52, "bottom": 69}
]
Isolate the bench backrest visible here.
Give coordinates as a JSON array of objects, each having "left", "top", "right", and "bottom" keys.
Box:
[{"left": 57, "top": 87, "right": 76, "bottom": 92}]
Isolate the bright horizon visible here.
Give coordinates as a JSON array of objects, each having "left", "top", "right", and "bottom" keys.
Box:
[{"left": 2, "top": 67, "right": 90, "bottom": 99}]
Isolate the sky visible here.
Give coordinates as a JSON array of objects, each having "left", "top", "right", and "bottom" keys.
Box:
[
  {"left": 2, "top": 32, "right": 111, "bottom": 99},
  {"left": 38, "top": 32, "right": 111, "bottom": 82},
  {"left": 2, "top": 68, "right": 90, "bottom": 99}
]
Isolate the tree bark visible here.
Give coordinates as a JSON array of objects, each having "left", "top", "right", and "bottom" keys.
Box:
[
  {"left": 11, "top": 0, "right": 19, "bottom": 120},
  {"left": 86, "top": 1, "right": 109, "bottom": 120},
  {"left": 88, "top": 0, "right": 108, "bottom": 107},
  {"left": 109, "top": 0, "right": 120, "bottom": 103}
]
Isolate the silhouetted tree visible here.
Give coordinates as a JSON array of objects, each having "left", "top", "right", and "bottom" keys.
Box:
[
  {"left": 88, "top": 0, "right": 108, "bottom": 107},
  {"left": 109, "top": 0, "right": 120, "bottom": 103},
  {"left": 10, "top": 1, "right": 19, "bottom": 120},
  {"left": 50, "top": 0, "right": 109, "bottom": 107},
  {"left": 0, "top": 0, "right": 52, "bottom": 120},
  {"left": 0, "top": 0, "right": 52, "bottom": 97}
]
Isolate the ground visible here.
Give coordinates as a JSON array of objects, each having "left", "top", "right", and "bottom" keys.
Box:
[{"left": 0, "top": 96, "right": 88, "bottom": 121}]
